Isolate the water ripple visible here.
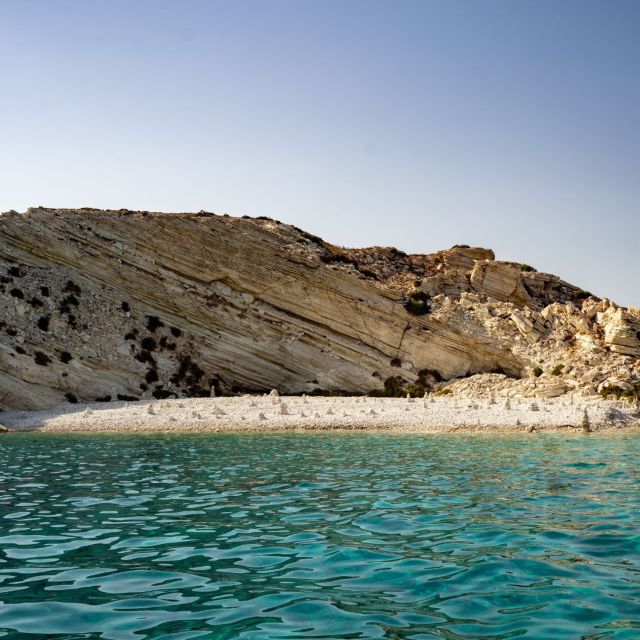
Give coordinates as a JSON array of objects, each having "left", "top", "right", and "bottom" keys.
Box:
[{"left": 0, "top": 432, "right": 639, "bottom": 638}]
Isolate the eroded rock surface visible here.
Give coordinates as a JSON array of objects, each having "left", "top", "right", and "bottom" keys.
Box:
[{"left": 1, "top": 208, "right": 638, "bottom": 410}]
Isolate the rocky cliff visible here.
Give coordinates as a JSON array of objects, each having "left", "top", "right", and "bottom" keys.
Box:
[{"left": 1, "top": 207, "right": 638, "bottom": 410}]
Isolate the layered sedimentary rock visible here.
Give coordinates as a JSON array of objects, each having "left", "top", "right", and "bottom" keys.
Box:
[{"left": 1, "top": 207, "right": 638, "bottom": 410}]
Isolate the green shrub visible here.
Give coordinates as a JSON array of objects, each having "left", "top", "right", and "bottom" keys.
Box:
[
  {"left": 520, "top": 264, "right": 535, "bottom": 272},
  {"left": 532, "top": 366, "right": 543, "bottom": 378},
  {"left": 404, "top": 291, "right": 430, "bottom": 316},
  {"left": 599, "top": 383, "right": 640, "bottom": 402},
  {"left": 405, "top": 383, "right": 427, "bottom": 398},
  {"left": 434, "top": 387, "right": 452, "bottom": 396},
  {"left": 551, "top": 364, "right": 564, "bottom": 376},
  {"left": 369, "top": 375, "right": 405, "bottom": 397}
]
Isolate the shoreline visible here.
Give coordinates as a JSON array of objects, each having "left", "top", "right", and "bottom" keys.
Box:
[{"left": 2, "top": 394, "right": 639, "bottom": 435}]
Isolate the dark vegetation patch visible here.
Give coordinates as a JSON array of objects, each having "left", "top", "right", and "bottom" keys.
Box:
[
  {"left": 37, "top": 315, "right": 50, "bottom": 332},
  {"left": 66, "top": 314, "right": 77, "bottom": 329},
  {"left": 117, "top": 394, "right": 139, "bottom": 402},
  {"left": 390, "top": 357, "right": 401, "bottom": 367},
  {"left": 28, "top": 297, "right": 43, "bottom": 307},
  {"left": 124, "top": 332, "right": 137, "bottom": 341},
  {"left": 369, "top": 376, "right": 406, "bottom": 398},
  {"left": 121, "top": 301, "right": 130, "bottom": 312},
  {"left": 145, "top": 369, "right": 159, "bottom": 383},
  {"left": 34, "top": 351, "right": 51, "bottom": 366},
  {"left": 404, "top": 291, "right": 430, "bottom": 316},
  {"left": 434, "top": 387, "right": 452, "bottom": 396},
  {"left": 405, "top": 369, "right": 442, "bottom": 398},
  {"left": 292, "top": 226, "right": 324, "bottom": 245},
  {"left": 572, "top": 289, "right": 593, "bottom": 300},
  {"left": 58, "top": 351, "right": 73, "bottom": 363},
  {"left": 320, "top": 252, "right": 359, "bottom": 267},
  {"left": 61, "top": 295, "right": 79, "bottom": 308},
  {"left": 9, "top": 288, "right": 24, "bottom": 299},
  {"left": 551, "top": 364, "right": 564, "bottom": 376},
  {"left": 419, "top": 368, "right": 442, "bottom": 383},
  {"left": 296, "top": 389, "right": 365, "bottom": 397},
  {"left": 599, "top": 382, "right": 640, "bottom": 402},
  {"left": 152, "top": 387, "right": 175, "bottom": 399},
  {"left": 63, "top": 280, "right": 81, "bottom": 295},
  {"left": 520, "top": 264, "right": 536, "bottom": 272},
  {"left": 146, "top": 316, "right": 164, "bottom": 332},
  {"left": 65, "top": 392, "right": 78, "bottom": 404},
  {"left": 170, "top": 327, "right": 182, "bottom": 337},
  {"left": 40, "top": 286, "right": 50, "bottom": 297},
  {"left": 533, "top": 366, "right": 543, "bottom": 377},
  {"left": 369, "top": 368, "right": 443, "bottom": 398},
  {"left": 0, "top": 276, "right": 10, "bottom": 284},
  {"left": 15, "top": 346, "right": 26, "bottom": 354},
  {"left": 135, "top": 350, "right": 157, "bottom": 367},
  {"left": 139, "top": 383, "right": 148, "bottom": 391},
  {"left": 6, "top": 328, "right": 17, "bottom": 336},
  {"left": 141, "top": 337, "right": 156, "bottom": 351},
  {"left": 8, "top": 266, "right": 22, "bottom": 277},
  {"left": 95, "top": 395, "right": 112, "bottom": 402},
  {"left": 170, "top": 354, "right": 207, "bottom": 395}
]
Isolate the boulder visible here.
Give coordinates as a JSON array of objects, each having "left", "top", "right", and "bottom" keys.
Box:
[
  {"left": 470, "top": 261, "right": 532, "bottom": 306},
  {"left": 603, "top": 308, "right": 640, "bottom": 357}
]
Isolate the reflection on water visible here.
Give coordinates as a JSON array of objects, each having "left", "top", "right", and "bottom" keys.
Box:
[{"left": 0, "top": 432, "right": 639, "bottom": 639}]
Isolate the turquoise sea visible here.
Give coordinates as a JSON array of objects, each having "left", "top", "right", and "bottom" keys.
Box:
[{"left": 0, "top": 432, "right": 639, "bottom": 639}]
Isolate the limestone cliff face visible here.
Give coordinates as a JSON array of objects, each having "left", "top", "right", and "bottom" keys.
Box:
[{"left": 1, "top": 207, "right": 638, "bottom": 410}]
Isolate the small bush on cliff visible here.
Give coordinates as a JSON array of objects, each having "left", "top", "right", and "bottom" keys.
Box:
[
  {"left": 551, "top": 364, "right": 564, "bottom": 376},
  {"left": 37, "top": 315, "right": 50, "bottom": 332},
  {"left": 369, "top": 368, "right": 442, "bottom": 398},
  {"left": 520, "top": 264, "right": 536, "bottom": 272},
  {"left": 434, "top": 387, "right": 452, "bottom": 396},
  {"left": 369, "top": 376, "right": 406, "bottom": 397},
  {"left": 63, "top": 280, "right": 81, "bottom": 295},
  {"left": 404, "top": 291, "right": 430, "bottom": 316},
  {"left": 405, "top": 383, "right": 427, "bottom": 398},
  {"left": 532, "top": 366, "right": 543, "bottom": 377},
  {"left": 146, "top": 315, "right": 164, "bottom": 332},
  {"left": 34, "top": 351, "right": 51, "bottom": 366},
  {"left": 599, "top": 383, "right": 640, "bottom": 403}
]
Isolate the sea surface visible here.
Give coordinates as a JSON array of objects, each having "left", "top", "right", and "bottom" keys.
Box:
[{"left": 0, "top": 432, "right": 639, "bottom": 639}]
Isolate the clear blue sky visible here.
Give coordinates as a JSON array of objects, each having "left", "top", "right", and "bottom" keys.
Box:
[{"left": 1, "top": 0, "right": 638, "bottom": 306}]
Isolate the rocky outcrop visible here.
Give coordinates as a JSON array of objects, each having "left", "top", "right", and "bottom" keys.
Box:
[{"left": 1, "top": 207, "right": 638, "bottom": 410}]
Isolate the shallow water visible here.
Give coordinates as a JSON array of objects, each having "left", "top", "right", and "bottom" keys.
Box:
[{"left": 0, "top": 433, "right": 639, "bottom": 639}]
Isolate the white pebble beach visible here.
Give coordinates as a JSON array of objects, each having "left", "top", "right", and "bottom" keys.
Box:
[{"left": 2, "top": 393, "right": 639, "bottom": 434}]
